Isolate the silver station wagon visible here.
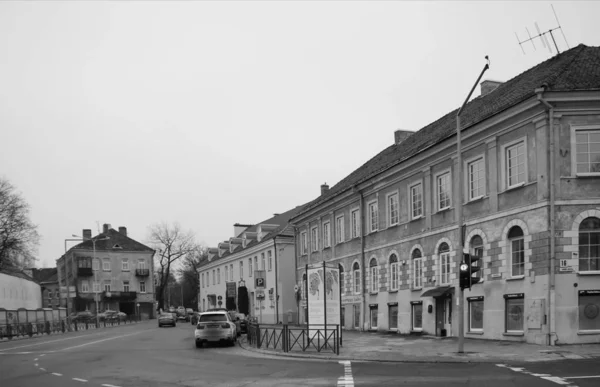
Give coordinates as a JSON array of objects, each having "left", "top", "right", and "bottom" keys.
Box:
[{"left": 194, "top": 311, "right": 237, "bottom": 348}]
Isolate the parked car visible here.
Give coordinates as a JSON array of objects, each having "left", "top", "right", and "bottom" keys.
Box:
[
  {"left": 194, "top": 311, "right": 237, "bottom": 348},
  {"left": 97, "top": 310, "right": 125, "bottom": 322},
  {"left": 158, "top": 312, "right": 177, "bottom": 327},
  {"left": 70, "top": 310, "right": 95, "bottom": 323},
  {"left": 175, "top": 308, "right": 188, "bottom": 322},
  {"left": 186, "top": 308, "right": 194, "bottom": 322}
]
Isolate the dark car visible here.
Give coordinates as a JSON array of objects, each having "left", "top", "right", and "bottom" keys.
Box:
[
  {"left": 70, "top": 310, "right": 95, "bottom": 323},
  {"left": 158, "top": 312, "right": 177, "bottom": 327}
]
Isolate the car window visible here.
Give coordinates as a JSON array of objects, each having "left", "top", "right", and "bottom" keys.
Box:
[{"left": 199, "top": 314, "right": 228, "bottom": 322}]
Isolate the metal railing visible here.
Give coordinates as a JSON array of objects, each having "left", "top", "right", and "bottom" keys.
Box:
[{"left": 247, "top": 323, "right": 340, "bottom": 355}]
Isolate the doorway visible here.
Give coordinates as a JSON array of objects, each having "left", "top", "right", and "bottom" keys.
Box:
[{"left": 435, "top": 296, "right": 452, "bottom": 336}]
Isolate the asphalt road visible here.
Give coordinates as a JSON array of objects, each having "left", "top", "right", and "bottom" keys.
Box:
[{"left": 1, "top": 321, "right": 598, "bottom": 387}]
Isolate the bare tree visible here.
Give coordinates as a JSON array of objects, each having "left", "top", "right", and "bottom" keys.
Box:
[
  {"left": 147, "top": 222, "right": 197, "bottom": 311},
  {"left": 178, "top": 244, "right": 208, "bottom": 309},
  {"left": 0, "top": 178, "right": 40, "bottom": 270}
]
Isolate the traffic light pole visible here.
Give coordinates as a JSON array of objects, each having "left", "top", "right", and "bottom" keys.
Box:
[{"left": 457, "top": 57, "right": 489, "bottom": 354}]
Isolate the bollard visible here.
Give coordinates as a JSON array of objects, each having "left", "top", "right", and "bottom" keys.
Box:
[
  {"left": 61, "top": 320, "right": 65, "bottom": 333},
  {"left": 27, "top": 322, "right": 33, "bottom": 337},
  {"left": 45, "top": 321, "right": 51, "bottom": 335}
]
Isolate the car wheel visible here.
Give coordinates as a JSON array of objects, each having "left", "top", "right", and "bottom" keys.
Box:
[{"left": 195, "top": 341, "right": 202, "bottom": 348}]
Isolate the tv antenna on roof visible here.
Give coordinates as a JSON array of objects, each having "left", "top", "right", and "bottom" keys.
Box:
[{"left": 515, "top": 4, "right": 570, "bottom": 55}]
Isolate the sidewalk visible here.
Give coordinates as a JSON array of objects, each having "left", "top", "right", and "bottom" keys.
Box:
[{"left": 239, "top": 330, "right": 600, "bottom": 363}]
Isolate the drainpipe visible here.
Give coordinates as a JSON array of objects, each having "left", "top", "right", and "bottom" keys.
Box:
[
  {"left": 536, "top": 86, "right": 556, "bottom": 346},
  {"left": 274, "top": 238, "right": 279, "bottom": 323},
  {"left": 355, "top": 185, "right": 366, "bottom": 331}
]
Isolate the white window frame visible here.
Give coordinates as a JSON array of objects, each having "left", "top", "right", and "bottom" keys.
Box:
[
  {"left": 123, "top": 281, "right": 130, "bottom": 292},
  {"left": 412, "top": 302, "right": 423, "bottom": 331},
  {"left": 466, "top": 155, "right": 486, "bottom": 201},
  {"left": 439, "top": 250, "right": 451, "bottom": 285},
  {"left": 387, "top": 192, "right": 399, "bottom": 227},
  {"left": 81, "top": 280, "right": 89, "bottom": 293},
  {"left": 217, "top": 268, "right": 221, "bottom": 284},
  {"left": 389, "top": 256, "right": 399, "bottom": 291},
  {"left": 435, "top": 170, "right": 451, "bottom": 212},
  {"left": 93, "top": 281, "right": 100, "bottom": 293},
  {"left": 213, "top": 270, "right": 216, "bottom": 284},
  {"left": 122, "top": 258, "right": 129, "bottom": 271},
  {"left": 368, "top": 200, "right": 378, "bottom": 232},
  {"left": 370, "top": 259, "right": 378, "bottom": 293},
  {"left": 249, "top": 258, "right": 253, "bottom": 276},
  {"left": 201, "top": 273, "right": 204, "bottom": 288},
  {"left": 409, "top": 181, "right": 423, "bottom": 219},
  {"left": 225, "top": 266, "right": 229, "bottom": 282},
  {"left": 311, "top": 226, "right": 318, "bottom": 252},
  {"left": 104, "top": 281, "right": 111, "bottom": 292},
  {"left": 505, "top": 296, "right": 525, "bottom": 333},
  {"left": 468, "top": 299, "right": 484, "bottom": 332},
  {"left": 353, "top": 267, "right": 361, "bottom": 294},
  {"left": 102, "top": 259, "right": 110, "bottom": 271},
  {"left": 571, "top": 124, "right": 600, "bottom": 176},
  {"left": 413, "top": 257, "right": 423, "bottom": 288},
  {"left": 500, "top": 137, "right": 527, "bottom": 190},
  {"left": 261, "top": 253, "right": 266, "bottom": 270},
  {"left": 92, "top": 259, "right": 99, "bottom": 271},
  {"left": 137, "top": 259, "right": 147, "bottom": 270},
  {"left": 351, "top": 208, "right": 360, "bottom": 238},
  {"left": 300, "top": 231, "right": 308, "bottom": 255},
  {"left": 268, "top": 251, "right": 272, "bottom": 271},
  {"left": 336, "top": 215, "right": 345, "bottom": 244},
  {"left": 509, "top": 232, "right": 525, "bottom": 278},
  {"left": 230, "top": 264, "right": 234, "bottom": 280},
  {"left": 322, "top": 221, "right": 331, "bottom": 248},
  {"left": 240, "top": 261, "right": 244, "bottom": 278},
  {"left": 139, "top": 281, "right": 146, "bottom": 293}
]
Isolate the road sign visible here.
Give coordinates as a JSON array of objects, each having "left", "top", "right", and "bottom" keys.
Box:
[
  {"left": 254, "top": 270, "right": 266, "bottom": 288},
  {"left": 255, "top": 277, "right": 265, "bottom": 288},
  {"left": 256, "top": 289, "right": 265, "bottom": 300}
]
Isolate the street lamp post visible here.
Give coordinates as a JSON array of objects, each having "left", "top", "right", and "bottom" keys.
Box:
[{"left": 73, "top": 234, "right": 110, "bottom": 327}]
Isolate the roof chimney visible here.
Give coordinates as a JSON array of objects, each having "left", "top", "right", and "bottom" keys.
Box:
[
  {"left": 118, "top": 227, "right": 127, "bottom": 237},
  {"left": 83, "top": 229, "right": 92, "bottom": 240},
  {"left": 394, "top": 130, "right": 413, "bottom": 145},
  {"left": 321, "top": 183, "right": 329, "bottom": 196},
  {"left": 103, "top": 223, "right": 111, "bottom": 234},
  {"left": 480, "top": 80, "right": 502, "bottom": 96}
]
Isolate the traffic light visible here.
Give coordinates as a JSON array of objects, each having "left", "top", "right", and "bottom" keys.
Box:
[
  {"left": 459, "top": 253, "right": 482, "bottom": 291},
  {"left": 459, "top": 256, "right": 470, "bottom": 290}
]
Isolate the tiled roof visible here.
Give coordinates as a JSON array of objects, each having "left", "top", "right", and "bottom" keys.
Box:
[
  {"left": 70, "top": 228, "right": 154, "bottom": 253},
  {"left": 30, "top": 268, "right": 58, "bottom": 283},
  {"left": 294, "top": 44, "right": 600, "bottom": 218},
  {"left": 199, "top": 204, "right": 307, "bottom": 268},
  {"left": 0, "top": 268, "right": 38, "bottom": 283}
]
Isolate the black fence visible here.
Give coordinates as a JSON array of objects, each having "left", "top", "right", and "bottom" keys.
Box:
[{"left": 247, "top": 323, "right": 340, "bottom": 355}]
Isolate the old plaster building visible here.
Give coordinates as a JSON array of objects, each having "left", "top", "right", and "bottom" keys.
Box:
[
  {"left": 57, "top": 224, "right": 156, "bottom": 319},
  {"left": 291, "top": 44, "right": 600, "bottom": 345},
  {"left": 199, "top": 207, "right": 303, "bottom": 324}
]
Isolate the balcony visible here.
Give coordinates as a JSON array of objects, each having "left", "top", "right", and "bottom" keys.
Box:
[
  {"left": 135, "top": 268, "right": 150, "bottom": 277},
  {"left": 103, "top": 291, "right": 137, "bottom": 301},
  {"left": 77, "top": 267, "right": 93, "bottom": 276}
]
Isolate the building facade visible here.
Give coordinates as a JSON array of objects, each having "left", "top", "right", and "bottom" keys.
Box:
[
  {"left": 199, "top": 208, "right": 303, "bottom": 324},
  {"left": 291, "top": 44, "right": 600, "bottom": 345},
  {"left": 27, "top": 268, "right": 59, "bottom": 309},
  {"left": 56, "top": 224, "right": 156, "bottom": 319},
  {"left": 0, "top": 269, "right": 42, "bottom": 310}
]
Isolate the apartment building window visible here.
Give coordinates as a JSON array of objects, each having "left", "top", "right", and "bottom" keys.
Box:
[
  {"left": 508, "top": 226, "right": 525, "bottom": 277},
  {"left": 267, "top": 251, "right": 272, "bottom": 271},
  {"left": 225, "top": 266, "right": 229, "bottom": 282},
  {"left": 439, "top": 243, "right": 451, "bottom": 285},
  {"left": 351, "top": 209, "right": 360, "bottom": 238},
  {"left": 260, "top": 253, "right": 265, "bottom": 270},
  {"left": 122, "top": 259, "right": 129, "bottom": 271},
  {"left": 254, "top": 256, "right": 258, "bottom": 273},
  {"left": 505, "top": 140, "right": 526, "bottom": 188},
  {"left": 311, "top": 227, "right": 318, "bottom": 252},
  {"left": 92, "top": 259, "right": 99, "bottom": 271},
  {"left": 81, "top": 280, "right": 89, "bottom": 293},
  {"left": 436, "top": 172, "right": 451, "bottom": 211},
  {"left": 579, "top": 217, "right": 600, "bottom": 272},
  {"left": 368, "top": 201, "right": 378, "bottom": 232},
  {"left": 138, "top": 259, "right": 147, "bottom": 270},
  {"left": 412, "top": 249, "right": 423, "bottom": 288},
  {"left": 369, "top": 258, "right": 378, "bottom": 293},
  {"left": 323, "top": 221, "right": 331, "bottom": 248},
  {"left": 217, "top": 268, "right": 221, "bottom": 284},
  {"left": 410, "top": 182, "right": 423, "bottom": 219},
  {"left": 370, "top": 305, "right": 378, "bottom": 330},
  {"left": 504, "top": 293, "right": 524, "bottom": 333},
  {"left": 353, "top": 262, "right": 361, "bottom": 294},
  {"left": 468, "top": 157, "right": 485, "bottom": 200},
  {"left": 213, "top": 270, "right": 216, "bottom": 285},
  {"left": 470, "top": 235, "right": 483, "bottom": 282},
  {"left": 104, "top": 280, "right": 111, "bottom": 292},
  {"left": 468, "top": 296, "right": 484, "bottom": 332},
  {"left": 411, "top": 301, "right": 423, "bottom": 331},
  {"left": 249, "top": 258, "right": 253, "bottom": 276},
  {"left": 300, "top": 231, "right": 308, "bottom": 255},
  {"left": 387, "top": 193, "right": 399, "bottom": 226},
  {"left": 201, "top": 273, "right": 204, "bottom": 288},
  {"left": 339, "top": 264, "right": 345, "bottom": 294},
  {"left": 389, "top": 254, "right": 399, "bottom": 291},
  {"left": 336, "top": 215, "right": 345, "bottom": 244},
  {"left": 353, "top": 304, "right": 360, "bottom": 329},
  {"left": 230, "top": 264, "right": 234, "bottom": 280},
  {"left": 579, "top": 290, "right": 600, "bottom": 331},
  {"left": 102, "top": 258, "right": 111, "bottom": 271},
  {"left": 123, "top": 281, "right": 130, "bottom": 292},
  {"left": 140, "top": 281, "right": 146, "bottom": 293},
  {"left": 93, "top": 281, "right": 100, "bottom": 293},
  {"left": 573, "top": 126, "right": 600, "bottom": 175},
  {"left": 240, "top": 261, "right": 244, "bottom": 278}
]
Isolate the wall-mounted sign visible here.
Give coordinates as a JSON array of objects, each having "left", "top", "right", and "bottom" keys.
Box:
[
  {"left": 254, "top": 270, "right": 266, "bottom": 289},
  {"left": 387, "top": 302, "right": 398, "bottom": 306},
  {"left": 579, "top": 290, "right": 600, "bottom": 295},
  {"left": 226, "top": 282, "right": 236, "bottom": 298},
  {"left": 410, "top": 300, "right": 423, "bottom": 305},
  {"left": 503, "top": 293, "right": 524, "bottom": 299},
  {"left": 467, "top": 296, "right": 484, "bottom": 301},
  {"left": 342, "top": 294, "right": 362, "bottom": 305}
]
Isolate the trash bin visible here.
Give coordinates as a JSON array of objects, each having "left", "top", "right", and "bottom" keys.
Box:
[{"left": 441, "top": 329, "right": 447, "bottom": 337}]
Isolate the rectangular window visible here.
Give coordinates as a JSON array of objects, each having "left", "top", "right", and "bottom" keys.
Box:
[
  {"left": 388, "top": 193, "right": 399, "bottom": 226},
  {"left": 506, "top": 141, "right": 526, "bottom": 188},
  {"left": 240, "top": 261, "right": 244, "bottom": 278},
  {"left": 213, "top": 270, "right": 216, "bottom": 284},
  {"left": 300, "top": 232, "right": 308, "bottom": 255},
  {"left": 230, "top": 264, "right": 234, "bottom": 280},
  {"left": 140, "top": 281, "right": 146, "bottom": 293},
  {"left": 505, "top": 294, "right": 524, "bottom": 332},
  {"left": 104, "top": 280, "right": 111, "bottom": 292},
  {"left": 81, "top": 280, "right": 89, "bottom": 293},
  {"left": 336, "top": 215, "right": 344, "bottom": 244},
  {"left": 389, "top": 304, "right": 398, "bottom": 330},
  {"left": 137, "top": 259, "right": 147, "bottom": 270},
  {"left": 370, "top": 266, "right": 378, "bottom": 293},
  {"left": 340, "top": 272, "right": 345, "bottom": 294},
  {"left": 390, "top": 262, "right": 399, "bottom": 291},
  {"left": 440, "top": 252, "right": 451, "bottom": 285},
  {"left": 122, "top": 259, "right": 129, "bottom": 271},
  {"left": 311, "top": 227, "right": 318, "bottom": 252},
  {"left": 410, "top": 182, "right": 423, "bottom": 219},
  {"left": 351, "top": 209, "right": 360, "bottom": 238},
  {"left": 123, "top": 281, "right": 130, "bottom": 292},
  {"left": 511, "top": 237, "right": 525, "bottom": 277},
  {"left": 341, "top": 306, "right": 345, "bottom": 328},
  {"left": 574, "top": 127, "right": 600, "bottom": 175},
  {"left": 353, "top": 304, "right": 360, "bottom": 329},
  {"left": 93, "top": 281, "right": 100, "bottom": 293},
  {"left": 92, "top": 259, "right": 99, "bottom": 271},
  {"left": 217, "top": 268, "right": 221, "bottom": 284},
  {"left": 413, "top": 258, "right": 423, "bottom": 288},
  {"left": 249, "top": 258, "right": 253, "bottom": 276},
  {"left": 437, "top": 172, "right": 451, "bottom": 211},
  {"left": 267, "top": 251, "right": 272, "bottom": 271},
  {"left": 254, "top": 256, "right": 258, "bottom": 273},
  {"left": 102, "top": 259, "right": 110, "bottom": 271},
  {"left": 323, "top": 221, "right": 331, "bottom": 248},
  {"left": 261, "top": 253, "right": 266, "bottom": 270},
  {"left": 468, "top": 157, "right": 485, "bottom": 200},
  {"left": 368, "top": 201, "right": 378, "bottom": 232},
  {"left": 579, "top": 290, "right": 600, "bottom": 331},
  {"left": 354, "top": 269, "right": 361, "bottom": 294},
  {"left": 370, "top": 305, "right": 378, "bottom": 329},
  {"left": 411, "top": 302, "right": 423, "bottom": 331},
  {"left": 201, "top": 273, "right": 204, "bottom": 288},
  {"left": 225, "top": 266, "right": 229, "bottom": 282},
  {"left": 468, "top": 297, "right": 484, "bottom": 332}
]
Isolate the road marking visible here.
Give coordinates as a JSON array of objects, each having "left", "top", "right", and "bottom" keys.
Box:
[
  {"left": 0, "top": 331, "right": 107, "bottom": 351},
  {"left": 497, "top": 364, "right": 575, "bottom": 386},
  {"left": 58, "top": 331, "right": 144, "bottom": 351},
  {"left": 541, "top": 376, "right": 571, "bottom": 385},
  {"left": 40, "top": 354, "right": 46, "bottom": 356},
  {"left": 564, "top": 375, "right": 600, "bottom": 379},
  {"left": 73, "top": 378, "right": 88, "bottom": 382},
  {"left": 39, "top": 368, "right": 46, "bottom": 371},
  {"left": 52, "top": 372, "right": 62, "bottom": 376},
  {"left": 338, "top": 361, "right": 354, "bottom": 387},
  {"left": 35, "top": 363, "right": 38, "bottom": 367},
  {"left": 101, "top": 384, "right": 121, "bottom": 387},
  {"left": 34, "top": 358, "right": 38, "bottom": 361}
]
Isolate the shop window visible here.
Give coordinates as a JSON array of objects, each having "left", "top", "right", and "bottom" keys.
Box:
[
  {"left": 579, "top": 290, "right": 600, "bottom": 331},
  {"left": 370, "top": 305, "right": 378, "bottom": 329},
  {"left": 353, "top": 304, "right": 360, "bottom": 329},
  {"left": 468, "top": 296, "right": 484, "bottom": 332},
  {"left": 504, "top": 293, "right": 524, "bottom": 333},
  {"left": 388, "top": 304, "right": 398, "bottom": 331},
  {"left": 411, "top": 301, "right": 423, "bottom": 331}
]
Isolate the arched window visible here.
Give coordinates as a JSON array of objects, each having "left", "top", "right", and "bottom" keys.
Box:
[
  {"left": 470, "top": 235, "right": 484, "bottom": 257},
  {"left": 369, "top": 258, "right": 378, "bottom": 293},
  {"left": 412, "top": 248, "right": 423, "bottom": 288},
  {"left": 508, "top": 226, "right": 525, "bottom": 277},
  {"left": 579, "top": 217, "right": 600, "bottom": 272},
  {"left": 389, "top": 254, "right": 399, "bottom": 291},
  {"left": 353, "top": 262, "right": 361, "bottom": 294},
  {"left": 339, "top": 263, "right": 345, "bottom": 294},
  {"left": 439, "top": 242, "right": 450, "bottom": 285}
]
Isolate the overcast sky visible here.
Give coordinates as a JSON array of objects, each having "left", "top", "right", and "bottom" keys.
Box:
[{"left": 2, "top": 1, "right": 599, "bottom": 269}]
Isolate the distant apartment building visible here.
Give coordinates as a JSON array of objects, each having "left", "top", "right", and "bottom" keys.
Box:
[
  {"left": 199, "top": 207, "right": 304, "bottom": 324},
  {"left": 57, "top": 224, "right": 156, "bottom": 319},
  {"left": 27, "top": 268, "right": 60, "bottom": 309},
  {"left": 291, "top": 44, "right": 600, "bottom": 345}
]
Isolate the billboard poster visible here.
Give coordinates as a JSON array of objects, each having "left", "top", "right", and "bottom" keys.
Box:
[{"left": 306, "top": 262, "right": 340, "bottom": 339}]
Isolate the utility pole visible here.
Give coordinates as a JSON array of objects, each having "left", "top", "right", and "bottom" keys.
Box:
[{"left": 457, "top": 56, "right": 489, "bottom": 353}]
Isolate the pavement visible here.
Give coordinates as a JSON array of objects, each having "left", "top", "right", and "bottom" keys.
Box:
[{"left": 238, "top": 329, "right": 600, "bottom": 363}]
